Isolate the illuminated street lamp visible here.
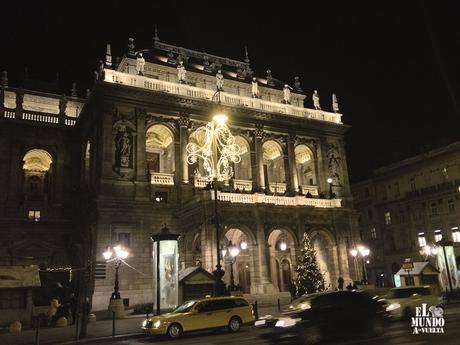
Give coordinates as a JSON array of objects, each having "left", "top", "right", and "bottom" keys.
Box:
[
  {"left": 327, "top": 177, "right": 334, "bottom": 199},
  {"left": 350, "top": 245, "right": 370, "bottom": 284},
  {"left": 186, "top": 101, "right": 241, "bottom": 296},
  {"left": 420, "top": 244, "right": 438, "bottom": 259},
  {"left": 103, "top": 245, "right": 129, "bottom": 300},
  {"left": 222, "top": 240, "right": 240, "bottom": 291}
]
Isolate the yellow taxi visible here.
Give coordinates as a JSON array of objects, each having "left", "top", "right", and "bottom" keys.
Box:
[{"left": 142, "top": 296, "right": 255, "bottom": 338}]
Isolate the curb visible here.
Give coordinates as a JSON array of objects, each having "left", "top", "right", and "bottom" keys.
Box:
[{"left": 55, "top": 332, "right": 147, "bottom": 345}]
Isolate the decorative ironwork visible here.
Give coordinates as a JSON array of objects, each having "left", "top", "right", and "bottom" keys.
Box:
[{"left": 186, "top": 119, "right": 241, "bottom": 183}]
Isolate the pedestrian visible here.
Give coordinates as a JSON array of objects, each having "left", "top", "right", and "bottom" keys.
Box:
[
  {"left": 69, "top": 293, "right": 77, "bottom": 325},
  {"left": 338, "top": 276, "right": 344, "bottom": 290},
  {"left": 290, "top": 281, "right": 297, "bottom": 300},
  {"left": 47, "top": 297, "right": 61, "bottom": 325},
  {"left": 352, "top": 282, "right": 358, "bottom": 290},
  {"left": 346, "top": 282, "right": 353, "bottom": 291}
]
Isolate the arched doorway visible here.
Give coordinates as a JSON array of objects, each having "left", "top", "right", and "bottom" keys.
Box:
[
  {"left": 309, "top": 229, "right": 339, "bottom": 289},
  {"left": 267, "top": 229, "right": 297, "bottom": 292},
  {"left": 222, "top": 228, "right": 253, "bottom": 293}
]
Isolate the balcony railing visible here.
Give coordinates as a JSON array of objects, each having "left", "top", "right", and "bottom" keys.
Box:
[
  {"left": 213, "top": 192, "right": 341, "bottom": 208},
  {"left": 232, "top": 179, "right": 253, "bottom": 191},
  {"left": 300, "top": 185, "right": 319, "bottom": 196},
  {"left": 150, "top": 172, "right": 175, "bottom": 186},
  {"left": 2, "top": 108, "right": 77, "bottom": 126},
  {"left": 104, "top": 69, "right": 343, "bottom": 124},
  {"left": 194, "top": 177, "right": 209, "bottom": 188},
  {"left": 269, "top": 182, "right": 287, "bottom": 194}
]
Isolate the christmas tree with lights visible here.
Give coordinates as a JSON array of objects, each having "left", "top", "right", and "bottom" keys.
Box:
[{"left": 294, "top": 232, "right": 326, "bottom": 296}]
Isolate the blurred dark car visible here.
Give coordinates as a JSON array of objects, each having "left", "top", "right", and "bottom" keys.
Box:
[{"left": 255, "top": 291, "right": 389, "bottom": 344}]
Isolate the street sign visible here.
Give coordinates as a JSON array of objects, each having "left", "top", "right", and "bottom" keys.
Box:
[{"left": 402, "top": 261, "right": 414, "bottom": 270}]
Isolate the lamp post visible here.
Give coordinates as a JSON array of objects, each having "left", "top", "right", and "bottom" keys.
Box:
[
  {"left": 186, "top": 98, "right": 241, "bottom": 296},
  {"left": 222, "top": 241, "right": 240, "bottom": 291},
  {"left": 436, "top": 238, "right": 455, "bottom": 293},
  {"left": 350, "top": 245, "right": 370, "bottom": 284},
  {"left": 103, "top": 245, "right": 129, "bottom": 318}
]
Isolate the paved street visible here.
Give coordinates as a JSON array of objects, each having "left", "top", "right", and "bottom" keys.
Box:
[{"left": 91, "top": 312, "right": 460, "bottom": 345}]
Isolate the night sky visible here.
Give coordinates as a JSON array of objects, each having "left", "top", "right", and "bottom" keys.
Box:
[{"left": 2, "top": 1, "right": 460, "bottom": 182}]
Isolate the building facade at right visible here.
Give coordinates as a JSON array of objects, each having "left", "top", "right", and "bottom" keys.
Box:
[{"left": 352, "top": 141, "right": 460, "bottom": 288}]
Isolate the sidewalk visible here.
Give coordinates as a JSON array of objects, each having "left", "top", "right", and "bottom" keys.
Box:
[
  {"left": 0, "top": 315, "right": 146, "bottom": 345},
  {"left": 0, "top": 305, "right": 283, "bottom": 345}
]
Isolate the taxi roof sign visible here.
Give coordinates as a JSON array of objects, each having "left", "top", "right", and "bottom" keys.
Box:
[{"left": 402, "top": 261, "right": 414, "bottom": 270}]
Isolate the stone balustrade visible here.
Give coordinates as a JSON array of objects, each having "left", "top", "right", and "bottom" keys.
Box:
[
  {"left": 232, "top": 179, "right": 253, "bottom": 191},
  {"left": 213, "top": 192, "right": 342, "bottom": 208},
  {"left": 150, "top": 172, "right": 175, "bottom": 186},
  {"left": 300, "top": 185, "right": 319, "bottom": 196},
  {"left": 269, "top": 182, "right": 287, "bottom": 194},
  {"left": 104, "top": 69, "right": 343, "bottom": 124},
  {"left": 194, "top": 176, "right": 209, "bottom": 188}
]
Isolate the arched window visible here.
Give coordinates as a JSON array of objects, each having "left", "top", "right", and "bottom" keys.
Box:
[
  {"left": 146, "top": 124, "right": 175, "bottom": 174},
  {"left": 262, "top": 140, "right": 285, "bottom": 191},
  {"left": 233, "top": 136, "right": 252, "bottom": 181},
  {"left": 22, "top": 149, "right": 53, "bottom": 199},
  {"left": 295, "top": 145, "right": 316, "bottom": 186}
]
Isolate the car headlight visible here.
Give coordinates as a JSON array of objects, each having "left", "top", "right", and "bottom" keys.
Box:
[
  {"left": 153, "top": 320, "right": 161, "bottom": 329},
  {"left": 142, "top": 320, "right": 148, "bottom": 327},
  {"left": 275, "top": 317, "right": 301, "bottom": 328},
  {"left": 386, "top": 303, "right": 401, "bottom": 312}
]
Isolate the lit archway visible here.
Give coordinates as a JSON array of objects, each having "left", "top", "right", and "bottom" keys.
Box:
[
  {"left": 295, "top": 144, "right": 317, "bottom": 188},
  {"left": 22, "top": 149, "right": 53, "bottom": 198},
  {"left": 233, "top": 136, "right": 252, "bottom": 181},
  {"left": 262, "top": 140, "right": 286, "bottom": 193},
  {"left": 267, "top": 228, "right": 297, "bottom": 292},
  {"left": 222, "top": 228, "right": 254, "bottom": 293},
  {"left": 146, "top": 124, "right": 175, "bottom": 174}
]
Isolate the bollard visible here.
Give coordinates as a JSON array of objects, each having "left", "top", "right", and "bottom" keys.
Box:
[
  {"left": 35, "top": 316, "right": 40, "bottom": 345},
  {"left": 112, "top": 311, "right": 116, "bottom": 337},
  {"left": 277, "top": 298, "right": 281, "bottom": 312}
]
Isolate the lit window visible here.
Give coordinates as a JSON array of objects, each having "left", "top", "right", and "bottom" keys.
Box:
[
  {"left": 434, "top": 230, "right": 442, "bottom": 243},
  {"left": 154, "top": 191, "right": 168, "bottom": 203},
  {"left": 417, "top": 232, "right": 426, "bottom": 247},
  {"left": 452, "top": 227, "right": 460, "bottom": 242},
  {"left": 28, "top": 210, "right": 41, "bottom": 222},
  {"left": 448, "top": 199, "right": 455, "bottom": 214},
  {"left": 430, "top": 203, "right": 438, "bottom": 217},
  {"left": 384, "top": 212, "right": 391, "bottom": 225},
  {"left": 370, "top": 227, "right": 377, "bottom": 239}
]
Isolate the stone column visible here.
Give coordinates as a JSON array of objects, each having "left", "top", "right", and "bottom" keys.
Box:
[
  {"left": 287, "top": 135, "right": 299, "bottom": 194},
  {"left": 178, "top": 114, "right": 190, "bottom": 183},
  {"left": 15, "top": 89, "right": 23, "bottom": 119},
  {"left": 254, "top": 128, "right": 265, "bottom": 191},
  {"left": 135, "top": 109, "right": 149, "bottom": 200}
]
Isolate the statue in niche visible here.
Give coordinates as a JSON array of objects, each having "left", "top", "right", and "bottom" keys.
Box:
[
  {"left": 216, "top": 69, "right": 224, "bottom": 91},
  {"left": 177, "top": 61, "right": 186, "bottom": 83},
  {"left": 136, "top": 53, "right": 145, "bottom": 75},
  {"left": 115, "top": 127, "right": 132, "bottom": 168},
  {"left": 327, "top": 151, "right": 342, "bottom": 186},
  {"left": 252, "top": 77, "right": 259, "bottom": 98},
  {"left": 313, "top": 90, "right": 321, "bottom": 110}
]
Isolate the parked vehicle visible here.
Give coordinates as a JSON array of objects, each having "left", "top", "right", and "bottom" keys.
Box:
[
  {"left": 379, "top": 286, "right": 442, "bottom": 320},
  {"left": 255, "top": 291, "right": 388, "bottom": 344},
  {"left": 142, "top": 296, "right": 254, "bottom": 339}
]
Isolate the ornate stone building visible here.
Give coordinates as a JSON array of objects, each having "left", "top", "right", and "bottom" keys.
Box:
[{"left": 0, "top": 35, "right": 360, "bottom": 312}]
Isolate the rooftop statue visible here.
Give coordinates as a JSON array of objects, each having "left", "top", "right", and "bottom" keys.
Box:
[
  {"left": 177, "top": 61, "right": 186, "bottom": 84},
  {"left": 283, "top": 84, "right": 291, "bottom": 104},
  {"left": 313, "top": 90, "right": 321, "bottom": 110},
  {"left": 136, "top": 53, "right": 145, "bottom": 76},
  {"left": 216, "top": 70, "right": 224, "bottom": 91},
  {"left": 252, "top": 77, "right": 259, "bottom": 98},
  {"left": 332, "top": 93, "right": 339, "bottom": 113}
]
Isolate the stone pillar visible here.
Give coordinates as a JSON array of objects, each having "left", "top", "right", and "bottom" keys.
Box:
[
  {"left": 178, "top": 114, "right": 190, "bottom": 183},
  {"left": 135, "top": 109, "right": 149, "bottom": 200},
  {"left": 58, "top": 95, "right": 67, "bottom": 125},
  {"left": 254, "top": 128, "right": 265, "bottom": 191},
  {"left": 101, "top": 106, "right": 114, "bottom": 180},
  {"left": 287, "top": 135, "right": 299, "bottom": 194},
  {"left": 15, "top": 89, "right": 23, "bottom": 119}
]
